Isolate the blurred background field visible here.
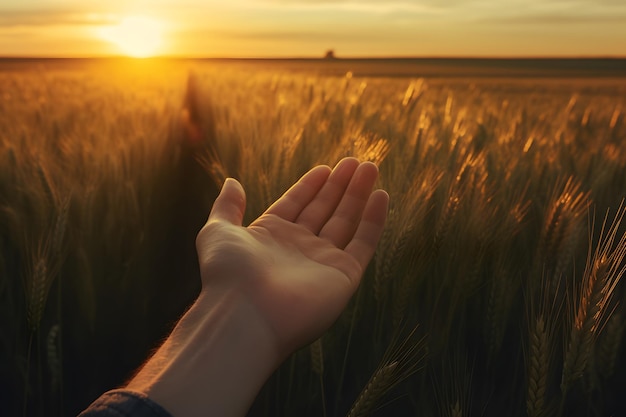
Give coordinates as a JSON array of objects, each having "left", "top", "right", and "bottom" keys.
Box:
[{"left": 1, "top": 58, "right": 626, "bottom": 416}]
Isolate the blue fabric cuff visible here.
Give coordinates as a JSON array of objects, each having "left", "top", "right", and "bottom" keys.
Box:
[{"left": 78, "top": 389, "right": 173, "bottom": 417}]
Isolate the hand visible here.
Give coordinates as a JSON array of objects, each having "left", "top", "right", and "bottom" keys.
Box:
[
  {"left": 126, "top": 158, "right": 388, "bottom": 417},
  {"left": 196, "top": 157, "right": 389, "bottom": 356}
]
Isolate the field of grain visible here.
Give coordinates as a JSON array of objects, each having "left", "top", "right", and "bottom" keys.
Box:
[{"left": 1, "top": 59, "right": 626, "bottom": 417}]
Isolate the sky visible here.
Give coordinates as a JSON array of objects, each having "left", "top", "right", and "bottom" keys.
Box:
[{"left": 1, "top": 0, "right": 625, "bottom": 58}]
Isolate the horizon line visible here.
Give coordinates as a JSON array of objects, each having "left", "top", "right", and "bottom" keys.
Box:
[{"left": 1, "top": 54, "right": 626, "bottom": 61}]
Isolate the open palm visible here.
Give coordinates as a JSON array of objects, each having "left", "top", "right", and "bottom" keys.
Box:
[{"left": 196, "top": 158, "right": 389, "bottom": 355}]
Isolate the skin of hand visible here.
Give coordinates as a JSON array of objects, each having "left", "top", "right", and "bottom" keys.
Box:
[{"left": 126, "top": 158, "right": 389, "bottom": 417}]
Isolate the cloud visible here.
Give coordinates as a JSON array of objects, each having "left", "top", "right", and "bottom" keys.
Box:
[
  {"left": 469, "top": 0, "right": 626, "bottom": 25},
  {"left": 0, "top": 9, "right": 116, "bottom": 28},
  {"left": 181, "top": 28, "right": 372, "bottom": 43},
  {"left": 480, "top": 2, "right": 626, "bottom": 25},
  {"left": 264, "top": 0, "right": 466, "bottom": 5},
  {"left": 493, "top": 13, "right": 626, "bottom": 24},
  {"left": 251, "top": 0, "right": 456, "bottom": 14},
  {"left": 261, "top": 0, "right": 626, "bottom": 21},
  {"left": 546, "top": 0, "right": 626, "bottom": 5}
]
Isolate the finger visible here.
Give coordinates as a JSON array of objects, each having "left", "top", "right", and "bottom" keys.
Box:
[
  {"left": 295, "top": 157, "right": 360, "bottom": 234},
  {"left": 318, "top": 162, "right": 379, "bottom": 248},
  {"left": 208, "top": 178, "right": 247, "bottom": 226},
  {"left": 264, "top": 165, "right": 332, "bottom": 221},
  {"left": 344, "top": 189, "right": 389, "bottom": 285}
]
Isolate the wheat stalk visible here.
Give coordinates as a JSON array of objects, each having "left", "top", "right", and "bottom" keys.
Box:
[
  {"left": 485, "top": 264, "right": 515, "bottom": 357},
  {"left": 597, "top": 311, "right": 625, "bottom": 378},
  {"left": 309, "top": 337, "right": 327, "bottom": 417}
]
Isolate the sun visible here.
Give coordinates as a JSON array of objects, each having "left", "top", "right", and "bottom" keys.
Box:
[{"left": 99, "top": 16, "right": 164, "bottom": 58}]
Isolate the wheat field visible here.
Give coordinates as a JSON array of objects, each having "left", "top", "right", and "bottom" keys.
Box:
[{"left": 1, "top": 59, "right": 626, "bottom": 416}]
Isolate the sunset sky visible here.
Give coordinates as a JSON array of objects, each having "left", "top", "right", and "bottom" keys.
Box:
[{"left": 1, "top": 0, "right": 625, "bottom": 58}]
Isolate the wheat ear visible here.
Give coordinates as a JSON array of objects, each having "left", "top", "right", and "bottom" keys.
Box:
[
  {"left": 561, "top": 258, "right": 609, "bottom": 394},
  {"left": 47, "top": 324, "right": 62, "bottom": 394},
  {"left": 561, "top": 202, "right": 626, "bottom": 394},
  {"left": 310, "top": 337, "right": 324, "bottom": 376},
  {"left": 527, "top": 316, "right": 549, "bottom": 417},
  {"left": 346, "top": 362, "right": 398, "bottom": 417},
  {"left": 449, "top": 400, "right": 463, "bottom": 417},
  {"left": 347, "top": 325, "right": 426, "bottom": 417},
  {"left": 26, "top": 254, "right": 49, "bottom": 332},
  {"left": 52, "top": 196, "right": 70, "bottom": 257}
]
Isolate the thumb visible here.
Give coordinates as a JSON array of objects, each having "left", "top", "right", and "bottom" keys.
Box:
[{"left": 208, "top": 178, "right": 246, "bottom": 226}]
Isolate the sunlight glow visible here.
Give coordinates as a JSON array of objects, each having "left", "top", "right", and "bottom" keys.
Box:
[{"left": 98, "top": 16, "right": 164, "bottom": 58}]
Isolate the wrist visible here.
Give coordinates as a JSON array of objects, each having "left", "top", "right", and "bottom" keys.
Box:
[{"left": 127, "top": 289, "right": 282, "bottom": 417}]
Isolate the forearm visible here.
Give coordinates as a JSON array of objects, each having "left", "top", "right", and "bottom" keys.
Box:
[{"left": 126, "top": 290, "right": 282, "bottom": 417}]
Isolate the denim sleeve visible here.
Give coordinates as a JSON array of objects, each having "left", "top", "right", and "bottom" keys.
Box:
[{"left": 78, "top": 389, "right": 173, "bottom": 417}]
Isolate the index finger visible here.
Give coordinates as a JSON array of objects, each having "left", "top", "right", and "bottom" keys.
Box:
[{"left": 264, "top": 165, "right": 332, "bottom": 222}]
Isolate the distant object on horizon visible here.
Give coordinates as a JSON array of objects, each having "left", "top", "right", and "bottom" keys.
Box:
[{"left": 324, "top": 49, "right": 337, "bottom": 60}]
